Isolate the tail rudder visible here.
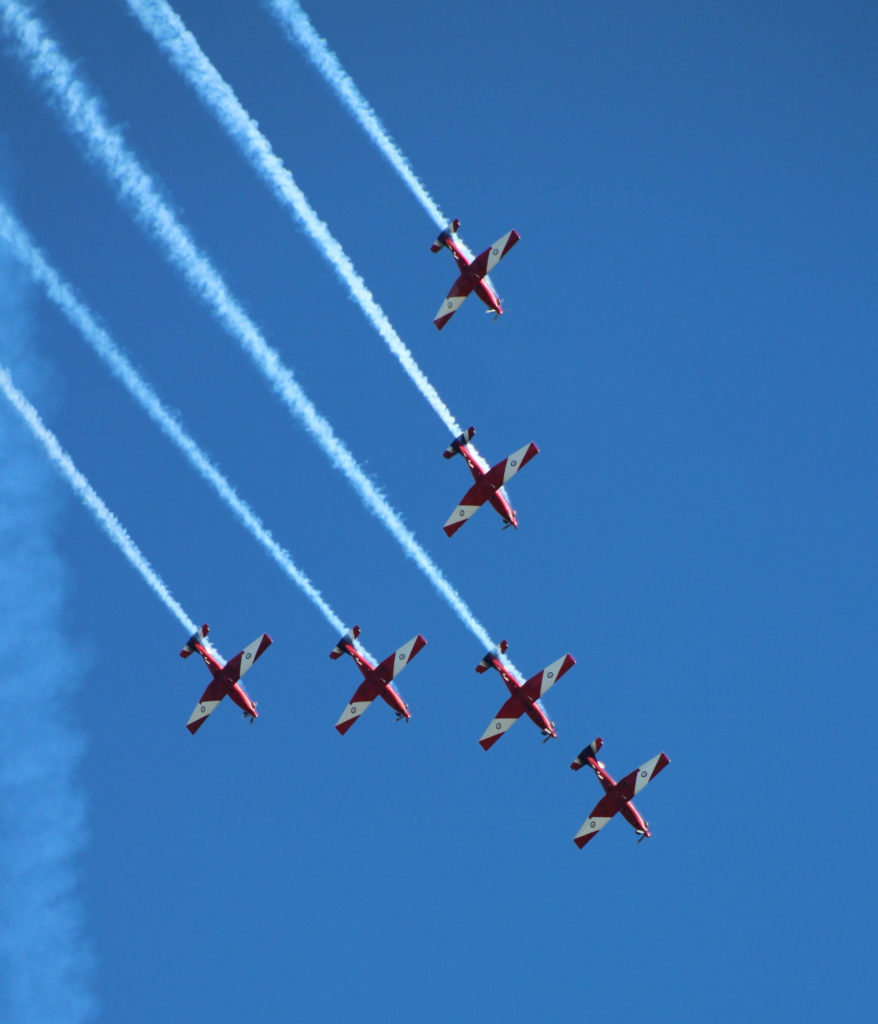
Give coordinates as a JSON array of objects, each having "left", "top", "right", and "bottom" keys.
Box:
[
  {"left": 570, "top": 736, "right": 603, "bottom": 771},
  {"left": 430, "top": 218, "right": 461, "bottom": 253},
  {"left": 330, "top": 625, "right": 361, "bottom": 660},
  {"left": 475, "top": 639, "right": 508, "bottom": 673},
  {"left": 180, "top": 623, "right": 209, "bottom": 659},
  {"left": 443, "top": 426, "right": 476, "bottom": 459}
]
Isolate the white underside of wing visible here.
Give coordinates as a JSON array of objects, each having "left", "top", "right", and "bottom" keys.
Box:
[
  {"left": 444, "top": 503, "right": 481, "bottom": 530},
  {"left": 633, "top": 754, "right": 665, "bottom": 795},
  {"left": 336, "top": 698, "right": 373, "bottom": 730},
  {"left": 435, "top": 293, "right": 468, "bottom": 322},
  {"left": 574, "top": 815, "right": 612, "bottom": 842},
  {"left": 187, "top": 699, "right": 221, "bottom": 727},
  {"left": 479, "top": 715, "right": 518, "bottom": 744}
]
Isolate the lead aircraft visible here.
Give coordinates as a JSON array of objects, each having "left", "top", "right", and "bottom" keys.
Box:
[
  {"left": 476, "top": 640, "right": 575, "bottom": 750},
  {"left": 570, "top": 737, "right": 670, "bottom": 848},
  {"left": 180, "top": 623, "right": 272, "bottom": 734},
  {"left": 442, "top": 426, "right": 539, "bottom": 536},
  {"left": 430, "top": 218, "right": 520, "bottom": 329},
  {"left": 330, "top": 625, "right": 427, "bottom": 734}
]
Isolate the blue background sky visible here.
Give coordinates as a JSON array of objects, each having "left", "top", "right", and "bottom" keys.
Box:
[{"left": 1, "top": 2, "right": 876, "bottom": 1021}]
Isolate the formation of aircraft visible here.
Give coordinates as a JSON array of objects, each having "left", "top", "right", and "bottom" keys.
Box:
[
  {"left": 430, "top": 218, "right": 520, "bottom": 330},
  {"left": 570, "top": 737, "right": 670, "bottom": 848},
  {"left": 442, "top": 426, "right": 539, "bottom": 536},
  {"left": 172, "top": 221, "right": 670, "bottom": 854},
  {"left": 330, "top": 625, "right": 427, "bottom": 734},
  {"left": 180, "top": 623, "right": 272, "bottom": 734},
  {"left": 475, "top": 639, "right": 575, "bottom": 750}
]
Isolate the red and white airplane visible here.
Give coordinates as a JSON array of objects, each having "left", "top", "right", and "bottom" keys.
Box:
[
  {"left": 430, "top": 218, "right": 520, "bottom": 330},
  {"left": 330, "top": 625, "right": 427, "bottom": 734},
  {"left": 180, "top": 623, "right": 272, "bottom": 734},
  {"left": 443, "top": 426, "right": 538, "bottom": 536},
  {"left": 570, "top": 737, "right": 670, "bottom": 848},
  {"left": 475, "top": 640, "right": 575, "bottom": 750}
]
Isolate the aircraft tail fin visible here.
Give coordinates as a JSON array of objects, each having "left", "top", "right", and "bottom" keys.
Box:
[
  {"left": 180, "top": 623, "right": 209, "bottom": 659},
  {"left": 430, "top": 218, "right": 461, "bottom": 252},
  {"left": 570, "top": 736, "right": 604, "bottom": 771},
  {"left": 475, "top": 639, "right": 509, "bottom": 673},
  {"left": 443, "top": 426, "right": 476, "bottom": 459},
  {"left": 330, "top": 625, "right": 361, "bottom": 660}
]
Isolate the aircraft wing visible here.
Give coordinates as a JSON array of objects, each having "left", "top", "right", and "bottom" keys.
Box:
[
  {"left": 573, "top": 790, "right": 623, "bottom": 848},
  {"left": 335, "top": 678, "right": 383, "bottom": 735},
  {"left": 186, "top": 677, "right": 229, "bottom": 735},
  {"left": 519, "top": 653, "right": 576, "bottom": 703},
  {"left": 434, "top": 275, "right": 474, "bottom": 330},
  {"left": 443, "top": 480, "right": 489, "bottom": 537},
  {"left": 222, "top": 633, "right": 273, "bottom": 683},
  {"left": 371, "top": 635, "right": 427, "bottom": 687},
  {"left": 614, "top": 753, "right": 671, "bottom": 802},
  {"left": 478, "top": 692, "right": 526, "bottom": 750},
  {"left": 484, "top": 443, "right": 539, "bottom": 491},
  {"left": 468, "top": 230, "right": 520, "bottom": 279}
]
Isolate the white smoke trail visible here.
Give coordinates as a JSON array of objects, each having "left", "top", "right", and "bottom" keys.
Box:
[
  {"left": 121, "top": 0, "right": 492, "bottom": 469},
  {"left": 262, "top": 0, "right": 477, "bottom": 263},
  {"left": 0, "top": 365, "right": 205, "bottom": 646},
  {"left": 0, "top": 239, "right": 95, "bottom": 1024},
  {"left": 0, "top": 1, "right": 502, "bottom": 659},
  {"left": 124, "top": 0, "right": 488, "bottom": 471},
  {"left": 0, "top": 200, "right": 351, "bottom": 643}
]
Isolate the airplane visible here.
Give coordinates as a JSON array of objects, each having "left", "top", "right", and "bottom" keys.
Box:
[
  {"left": 442, "top": 426, "right": 538, "bottom": 537},
  {"left": 570, "top": 737, "right": 670, "bottom": 848},
  {"left": 180, "top": 623, "right": 272, "bottom": 734},
  {"left": 475, "top": 640, "right": 575, "bottom": 750},
  {"left": 430, "top": 218, "right": 520, "bottom": 330},
  {"left": 330, "top": 625, "right": 427, "bottom": 734}
]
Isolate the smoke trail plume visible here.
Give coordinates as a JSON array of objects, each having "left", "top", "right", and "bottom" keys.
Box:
[
  {"left": 0, "top": 200, "right": 350, "bottom": 641},
  {"left": 0, "top": 366, "right": 202, "bottom": 641},
  {"left": 0, "top": 239, "right": 95, "bottom": 1022},
  {"left": 0, "top": 0, "right": 503, "bottom": 661},
  {"left": 122, "top": 0, "right": 476, "bottom": 446},
  {"left": 262, "top": 0, "right": 477, "bottom": 262}
]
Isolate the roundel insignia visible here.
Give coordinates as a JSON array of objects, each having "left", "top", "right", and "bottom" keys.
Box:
[
  {"left": 492, "top": 248, "right": 499, "bottom": 255},
  {"left": 641, "top": 770, "right": 648, "bottom": 777}
]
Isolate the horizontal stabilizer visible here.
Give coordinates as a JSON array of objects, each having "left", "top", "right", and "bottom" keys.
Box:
[
  {"left": 430, "top": 218, "right": 461, "bottom": 252},
  {"left": 180, "top": 623, "right": 209, "bottom": 659},
  {"left": 330, "top": 625, "right": 361, "bottom": 660},
  {"left": 443, "top": 426, "right": 476, "bottom": 459},
  {"left": 475, "top": 639, "right": 509, "bottom": 673},
  {"left": 570, "top": 736, "right": 604, "bottom": 771}
]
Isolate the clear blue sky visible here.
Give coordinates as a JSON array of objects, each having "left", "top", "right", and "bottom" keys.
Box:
[{"left": 1, "top": 2, "right": 876, "bottom": 1021}]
